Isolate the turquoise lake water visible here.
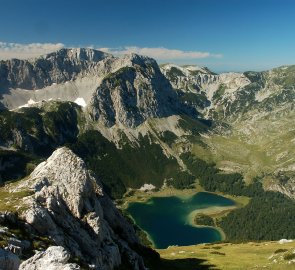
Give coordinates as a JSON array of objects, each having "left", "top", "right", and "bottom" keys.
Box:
[{"left": 126, "top": 192, "right": 235, "bottom": 249}]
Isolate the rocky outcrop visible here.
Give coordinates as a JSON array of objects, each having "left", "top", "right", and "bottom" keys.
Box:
[
  {"left": 20, "top": 246, "right": 80, "bottom": 270},
  {"left": 161, "top": 63, "right": 295, "bottom": 122},
  {"left": 268, "top": 182, "right": 295, "bottom": 200},
  {"left": 160, "top": 63, "right": 252, "bottom": 117},
  {"left": 21, "top": 147, "right": 145, "bottom": 270},
  {"left": 161, "top": 63, "right": 251, "bottom": 102},
  {"left": 161, "top": 63, "right": 250, "bottom": 96}
]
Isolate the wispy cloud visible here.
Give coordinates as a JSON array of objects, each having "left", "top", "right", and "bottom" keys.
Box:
[
  {"left": 98, "top": 46, "right": 222, "bottom": 60},
  {"left": 0, "top": 41, "right": 65, "bottom": 60},
  {"left": 0, "top": 42, "right": 222, "bottom": 62}
]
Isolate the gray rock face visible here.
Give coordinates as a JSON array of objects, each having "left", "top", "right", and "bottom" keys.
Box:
[
  {"left": 0, "top": 248, "right": 20, "bottom": 270},
  {"left": 161, "top": 63, "right": 295, "bottom": 122},
  {"left": 161, "top": 63, "right": 252, "bottom": 116},
  {"left": 7, "top": 237, "right": 29, "bottom": 256},
  {"left": 0, "top": 48, "right": 118, "bottom": 109},
  {"left": 23, "top": 147, "right": 145, "bottom": 270},
  {"left": 88, "top": 54, "right": 195, "bottom": 127},
  {"left": 0, "top": 48, "right": 195, "bottom": 128},
  {"left": 161, "top": 63, "right": 218, "bottom": 94},
  {"left": 0, "top": 48, "right": 111, "bottom": 91},
  {"left": 20, "top": 246, "right": 80, "bottom": 270},
  {"left": 268, "top": 182, "right": 295, "bottom": 200}
]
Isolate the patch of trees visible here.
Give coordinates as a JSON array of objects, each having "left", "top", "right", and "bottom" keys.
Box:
[
  {"left": 70, "top": 131, "right": 193, "bottom": 198},
  {"left": 194, "top": 214, "right": 214, "bottom": 227},
  {"left": 0, "top": 102, "right": 80, "bottom": 156},
  {"left": 166, "top": 171, "right": 195, "bottom": 189},
  {"left": 181, "top": 152, "right": 295, "bottom": 242},
  {"left": 181, "top": 153, "right": 265, "bottom": 197},
  {"left": 159, "top": 131, "right": 177, "bottom": 147},
  {"left": 218, "top": 191, "right": 295, "bottom": 241},
  {"left": 0, "top": 150, "right": 38, "bottom": 183}
]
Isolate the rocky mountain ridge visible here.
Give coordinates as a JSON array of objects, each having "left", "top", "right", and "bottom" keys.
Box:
[
  {"left": 0, "top": 48, "right": 111, "bottom": 91},
  {"left": 2, "top": 48, "right": 294, "bottom": 124},
  {"left": 0, "top": 48, "right": 196, "bottom": 130},
  {"left": 1, "top": 49, "right": 295, "bottom": 200},
  {"left": 160, "top": 63, "right": 253, "bottom": 118},
  {"left": 3, "top": 147, "right": 146, "bottom": 269},
  {"left": 88, "top": 56, "right": 195, "bottom": 128},
  {"left": 161, "top": 63, "right": 295, "bottom": 121}
]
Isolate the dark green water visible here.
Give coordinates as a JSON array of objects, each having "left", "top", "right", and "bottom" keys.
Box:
[{"left": 126, "top": 192, "right": 235, "bottom": 249}]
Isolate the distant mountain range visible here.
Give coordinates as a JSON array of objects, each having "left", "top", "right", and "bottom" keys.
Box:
[{"left": 1, "top": 47, "right": 295, "bottom": 199}]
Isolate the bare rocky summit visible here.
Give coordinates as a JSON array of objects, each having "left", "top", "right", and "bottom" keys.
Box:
[{"left": 20, "top": 147, "right": 145, "bottom": 270}]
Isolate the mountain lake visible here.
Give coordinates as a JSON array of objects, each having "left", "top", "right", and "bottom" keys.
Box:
[{"left": 126, "top": 192, "right": 236, "bottom": 249}]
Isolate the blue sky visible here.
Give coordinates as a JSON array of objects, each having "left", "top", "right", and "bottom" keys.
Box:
[{"left": 0, "top": 0, "right": 295, "bottom": 72}]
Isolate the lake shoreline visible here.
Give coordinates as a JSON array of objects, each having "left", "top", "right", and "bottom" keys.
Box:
[
  {"left": 186, "top": 205, "right": 239, "bottom": 242},
  {"left": 124, "top": 190, "right": 240, "bottom": 248},
  {"left": 119, "top": 184, "right": 249, "bottom": 211}
]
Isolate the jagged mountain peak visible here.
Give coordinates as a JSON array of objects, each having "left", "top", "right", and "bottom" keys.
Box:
[
  {"left": 38, "top": 47, "right": 113, "bottom": 62},
  {"left": 112, "top": 53, "right": 159, "bottom": 74},
  {"left": 88, "top": 55, "right": 196, "bottom": 128},
  {"left": 121, "top": 52, "right": 157, "bottom": 65},
  {"left": 29, "top": 146, "right": 101, "bottom": 218},
  {"left": 21, "top": 146, "right": 145, "bottom": 269}
]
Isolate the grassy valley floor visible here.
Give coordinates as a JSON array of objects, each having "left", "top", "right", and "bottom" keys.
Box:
[
  {"left": 121, "top": 187, "right": 295, "bottom": 269},
  {"left": 157, "top": 241, "right": 295, "bottom": 270}
]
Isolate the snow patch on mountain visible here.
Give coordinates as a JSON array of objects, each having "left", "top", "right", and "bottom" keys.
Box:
[
  {"left": 74, "top": 97, "right": 87, "bottom": 107},
  {"left": 139, "top": 184, "right": 156, "bottom": 191},
  {"left": 17, "top": 98, "right": 37, "bottom": 108}
]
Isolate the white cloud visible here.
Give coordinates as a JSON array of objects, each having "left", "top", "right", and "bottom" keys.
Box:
[
  {"left": 0, "top": 42, "right": 222, "bottom": 62},
  {"left": 0, "top": 41, "right": 65, "bottom": 60},
  {"left": 98, "top": 46, "right": 222, "bottom": 60}
]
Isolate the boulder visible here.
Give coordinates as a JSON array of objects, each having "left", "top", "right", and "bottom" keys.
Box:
[{"left": 19, "top": 246, "right": 80, "bottom": 270}]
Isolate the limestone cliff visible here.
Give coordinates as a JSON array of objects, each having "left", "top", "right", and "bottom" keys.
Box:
[
  {"left": 20, "top": 147, "right": 145, "bottom": 270},
  {"left": 88, "top": 54, "right": 195, "bottom": 128},
  {"left": 0, "top": 48, "right": 111, "bottom": 91}
]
